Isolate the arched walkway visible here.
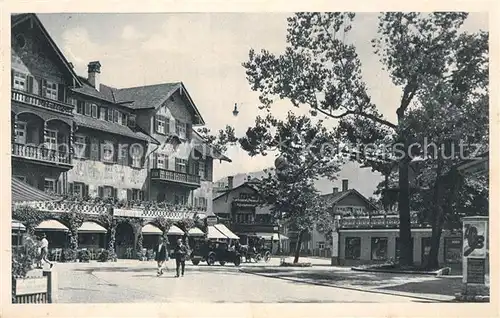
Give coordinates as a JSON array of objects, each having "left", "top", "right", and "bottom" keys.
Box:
[{"left": 115, "top": 222, "right": 135, "bottom": 259}]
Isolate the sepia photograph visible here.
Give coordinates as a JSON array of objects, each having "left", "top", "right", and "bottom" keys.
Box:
[{"left": 8, "top": 8, "right": 491, "bottom": 311}]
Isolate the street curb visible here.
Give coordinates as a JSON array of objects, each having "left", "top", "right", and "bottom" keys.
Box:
[
  {"left": 351, "top": 267, "right": 442, "bottom": 276},
  {"left": 239, "top": 268, "right": 455, "bottom": 303}
]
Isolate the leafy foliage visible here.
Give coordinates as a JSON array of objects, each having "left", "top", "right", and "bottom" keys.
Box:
[
  {"left": 152, "top": 216, "right": 174, "bottom": 242},
  {"left": 12, "top": 234, "right": 38, "bottom": 279},
  {"left": 240, "top": 12, "right": 486, "bottom": 266}
]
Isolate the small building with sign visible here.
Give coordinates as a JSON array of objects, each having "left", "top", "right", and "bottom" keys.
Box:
[{"left": 212, "top": 176, "right": 289, "bottom": 252}]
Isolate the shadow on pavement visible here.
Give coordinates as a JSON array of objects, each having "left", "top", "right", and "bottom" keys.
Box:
[{"left": 378, "top": 277, "right": 463, "bottom": 297}]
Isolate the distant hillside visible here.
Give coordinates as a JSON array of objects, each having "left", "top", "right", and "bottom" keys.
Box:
[{"left": 214, "top": 161, "right": 383, "bottom": 198}]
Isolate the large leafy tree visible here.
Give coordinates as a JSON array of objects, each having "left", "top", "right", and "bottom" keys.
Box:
[
  {"left": 242, "top": 12, "right": 482, "bottom": 266},
  {"left": 239, "top": 112, "right": 340, "bottom": 263}
]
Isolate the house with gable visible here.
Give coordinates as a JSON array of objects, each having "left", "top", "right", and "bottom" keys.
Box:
[{"left": 11, "top": 14, "right": 231, "bottom": 257}]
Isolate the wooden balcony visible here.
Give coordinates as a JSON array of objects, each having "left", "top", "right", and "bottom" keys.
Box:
[
  {"left": 12, "top": 143, "right": 72, "bottom": 169},
  {"left": 150, "top": 168, "right": 200, "bottom": 188},
  {"left": 12, "top": 89, "right": 73, "bottom": 115}
]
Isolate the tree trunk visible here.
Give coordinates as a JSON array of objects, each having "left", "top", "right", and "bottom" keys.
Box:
[
  {"left": 293, "top": 229, "right": 307, "bottom": 264},
  {"left": 398, "top": 158, "right": 413, "bottom": 266},
  {"left": 427, "top": 160, "right": 443, "bottom": 270}
]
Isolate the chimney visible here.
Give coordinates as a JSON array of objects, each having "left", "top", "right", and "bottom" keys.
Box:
[
  {"left": 87, "top": 61, "right": 101, "bottom": 91},
  {"left": 333, "top": 187, "right": 339, "bottom": 194},
  {"left": 342, "top": 179, "right": 349, "bottom": 192},
  {"left": 227, "top": 176, "right": 234, "bottom": 190}
]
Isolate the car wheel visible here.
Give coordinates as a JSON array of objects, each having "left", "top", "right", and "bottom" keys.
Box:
[
  {"left": 207, "top": 254, "right": 216, "bottom": 266},
  {"left": 234, "top": 257, "right": 241, "bottom": 267},
  {"left": 192, "top": 259, "right": 200, "bottom": 265},
  {"left": 264, "top": 252, "right": 271, "bottom": 262},
  {"left": 255, "top": 253, "right": 262, "bottom": 262},
  {"left": 219, "top": 261, "right": 226, "bottom": 266}
]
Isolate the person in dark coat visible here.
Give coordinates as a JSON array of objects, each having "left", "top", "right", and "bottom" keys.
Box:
[
  {"left": 174, "top": 238, "right": 188, "bottom": 277},
  {"left": 154, "top": 237, "right": 168, "bottom": 277}
]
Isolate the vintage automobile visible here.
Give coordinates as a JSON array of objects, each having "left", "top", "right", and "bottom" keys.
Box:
[
  {"left": 238, "top": 244, "right": 271, "bottom": 263},
  {"left": 190, "top": 241, "right": 242, "bottom": 266}
]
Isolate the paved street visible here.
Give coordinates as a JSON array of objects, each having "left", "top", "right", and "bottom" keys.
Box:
[{"left": 29, "top": 257, "right": 457, "bottom": 303}]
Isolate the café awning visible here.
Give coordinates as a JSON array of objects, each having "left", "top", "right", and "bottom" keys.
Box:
[
  {"left": 78, "top": 221, "right": 107, "bottom": 234},
  {"left": 254, "top": 233, "right": 289, "bottom": 241},
  {"left": 207, "top": 225, "right": 227, "bottom": 240},
  {"left": 188, "top": 227, "right": 205, "bottom": 237},
  {"left": 214, "top": 224, "right": 239, "bottom": 240},
  {"left": 12, "top": 177, "right": 62, "bottom": 202},
  {"left": 167, "top": 225, "right": 184, "bottom": 236},
  {"left": 12, "top": 219, "right": 26, "bottom": 231},
  {"left": 142, "top": 223, "right": 163, "bottom": 235},
  {"left": 35, "top": 219, "right": 68, "bottom": 232}
]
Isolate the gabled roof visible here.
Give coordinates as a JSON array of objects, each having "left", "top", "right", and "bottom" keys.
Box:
[
  {"left": 74, "top": 113, "right": 159, "bottom": 144},
  {"left": 11, "top": 14, "right": 82, "bottom": 87},
  {"left": 213, "top": 182, "right": 259, "bottom": 201},
  {"left": 71, "top": 76, "right": 119, "bottom": 104},
  {"left": 320, "top": 188, "right": 378, "bottom": 211},
  {"left": 12, "top": 177, "right": 62, "bottom": 202},
  {"left": 114, "top": 82, "right": 206, "bottom": 125}
]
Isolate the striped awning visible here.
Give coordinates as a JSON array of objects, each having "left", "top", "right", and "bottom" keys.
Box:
[
  {"left": 78, "top": 221, "right": 107, "bottom": 233},
  {"left": 207, "top": 225, "right": 227, "bottom": 240},
  {"left": 214, "top": 224, "right": 239, "bottom": 240},
  {"left": 11, "top": 178, "right": 62, "bottom": 202},
  {"left": 142, "top": 223, "right": 163, "bottom": 235},
  {"left": 35, "top": 219, "right": 68, "bottom": 232},
  {"left": 167, "top": 225, "right": 184, "bottom": 236},
  {"left": 12, "top": 219, "right": 26, "bottom": 231},
  {"left": 188, "top": 227, "right": 205, "bottom": 237}
]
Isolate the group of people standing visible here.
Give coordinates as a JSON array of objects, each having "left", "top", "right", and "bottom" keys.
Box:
[{"left": 154, "top": 237, "right": 189, "bottom": 278}]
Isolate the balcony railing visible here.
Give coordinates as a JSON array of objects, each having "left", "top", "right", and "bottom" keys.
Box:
[
  {"left": 12, "top": 143, "right": 72, "bottom": 166},
  {"left": 12, "top": 89, "right": 73, "bottom": 115},
  {"left": 113, "top": 206, "right": 206, "bottom": 219},
  {"left": 13, "top": 201, "right": 110, "bottom": 215},
  {"left": 339, "top": 214, "right": 421, "bottom": 229},
  {"left": 150, "top": 168, "right": 200, "bottom": 186}
]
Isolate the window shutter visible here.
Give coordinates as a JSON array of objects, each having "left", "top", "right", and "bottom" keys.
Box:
[
  {"left": 127, "top": 189, "right": 132, "bottom": 201},
  {"left": 154, "top": 116, "right": 159, "bottom": 133},
  {"left": 139, "top": 190, "right": 144, "bottom": 201},
  {"left": 165, "top": 117, "right": 170, "bottom": 134},
  {"left": 113, "top": 187, "right": 118, "bottom": 199},
  {"left": 204, "top": 161, "right": 209, "bottom": 180},
  {"left": 128, "top": 115, "right": 136, "bottom": 128},
  {"left": 27, "top": 75, "right": 34, "bottom": 93},
  {"left": 107, "top": 108, "right": 113, "bottom": 121},
  {"left": 152, "top": 153, "right": 158, "bottom": 169},
  {"left": 11, "top": 70, "right": 14, "bottom": 87},
  {"left": 85, "top": 136, "right": 91, "bottom": 158},
  {"left": 90, "top": 138, "right": 99, "bottom": 160},
  {"left": 84, "top": 184, "right": 89, "bottom": 198},
  {"left": 194, "top": 198, "right": 198, "bottom": 207},
  {"left": 98, "top": 186, "right": 104, "bottom": 198},
  {"left": 69, "top": 183, "right": 74, "bottom": 195},
  {"left": 58, "top": 84, "right": 65, "bottom": 102},
  {"left": 186, "top": 123, "right": 192, "bottom": 140}
]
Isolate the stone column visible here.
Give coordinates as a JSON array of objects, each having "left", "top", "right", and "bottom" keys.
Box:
[{"left": 331, "top": 215, "right": 341, "bottom": 266}]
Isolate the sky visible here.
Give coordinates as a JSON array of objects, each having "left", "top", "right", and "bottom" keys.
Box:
[{"left": 37, "top": 12, "right": 488, "bottom": 182}]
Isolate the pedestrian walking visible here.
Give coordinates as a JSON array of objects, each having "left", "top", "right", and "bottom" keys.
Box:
[
  {"left": 154, "top": 237, "right": 168, "bottom": 277},
  {"left": 39, "top": 234, "right": 53, "bottom": 269},
  {"left": 174, "top": 238, "right": 188, "bottom": 277}
]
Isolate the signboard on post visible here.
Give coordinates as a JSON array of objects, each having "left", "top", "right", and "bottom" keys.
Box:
[
  {"left": 461, "top": 216, "right": 489, "bottom": 292},
  {"left": 463, "top": 220, "right": 487, "bottom": 259}
]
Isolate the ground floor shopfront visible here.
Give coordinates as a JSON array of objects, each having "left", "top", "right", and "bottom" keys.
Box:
[{"left": 335, "top": 228, "right": 463, "bottom": 268}]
